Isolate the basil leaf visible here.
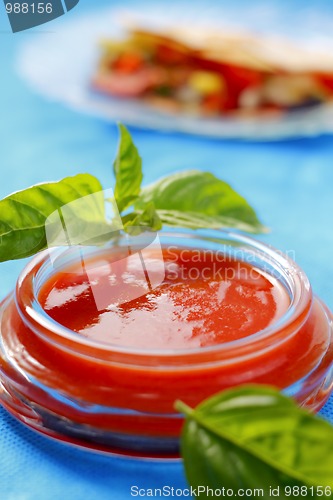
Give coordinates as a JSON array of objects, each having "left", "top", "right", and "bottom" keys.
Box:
[
  {"left": 136, "top": 170, "right": 266, "bottom": 233},
  {"left": 113, "top": 124, "right": 143, "bottom": 213},
  {"left": 176, "top": 386, "right": 333, "bottom": 498},
  {"left": 122, "top": 202, "right": 162, "bottom": 235},
  {"left": 156, "top": 209, "right": 264, "bottom": 233},
  {"left": 0, "top": 174, "right": 104, "bottom": 262}
]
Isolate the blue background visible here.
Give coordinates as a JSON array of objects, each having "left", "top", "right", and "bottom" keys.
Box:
[{"left": 1, "top": 1, "right": 333, "bottom": 498}]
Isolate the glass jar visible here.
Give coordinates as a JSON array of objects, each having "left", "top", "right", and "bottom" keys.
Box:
[{"left": 0, "top": 230, "right": 332, "bottom": 458}]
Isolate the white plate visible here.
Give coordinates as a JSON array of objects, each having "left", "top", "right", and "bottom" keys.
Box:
[{"left": 17, "top": 0, "right": 333, "bottom": 140}]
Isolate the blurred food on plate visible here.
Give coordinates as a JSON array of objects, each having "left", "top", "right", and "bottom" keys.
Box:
[{"left": 92, "top": 20, "right": 333, "bottom": 117}]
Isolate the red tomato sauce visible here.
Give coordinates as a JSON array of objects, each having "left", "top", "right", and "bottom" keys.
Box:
[
  {"left": 39, "top": 248, "right": 290, "bottom": 350},
  {"left": 1, "top": 245, "right": 331, "bottom": 454}
]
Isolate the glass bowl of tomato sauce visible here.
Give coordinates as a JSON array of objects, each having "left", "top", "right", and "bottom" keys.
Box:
[{"left": 0, "top": 230, "right": 332, "bottom": 458}]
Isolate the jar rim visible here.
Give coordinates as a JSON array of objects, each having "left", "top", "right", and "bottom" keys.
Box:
[{"left": 15, "top": 229, "right": 312, "bottom": 363}]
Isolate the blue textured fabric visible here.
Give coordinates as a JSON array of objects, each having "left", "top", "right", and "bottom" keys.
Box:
[{"left": 1, "top": 1, "right": 333, "bottom": 499}]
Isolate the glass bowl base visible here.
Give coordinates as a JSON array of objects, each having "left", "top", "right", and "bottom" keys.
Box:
[{"left": 1, "top": 361, "right": 333, "bottom": 459}]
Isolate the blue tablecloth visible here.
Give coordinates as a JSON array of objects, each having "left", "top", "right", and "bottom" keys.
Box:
[{"left": 1, "top": 1, "right": 333, "bottom": 498}]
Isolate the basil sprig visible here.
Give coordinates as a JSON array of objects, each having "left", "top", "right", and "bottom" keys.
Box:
[
  {"left": 136, "top": 169, "right": 265, "bottom": 233},
  {"left": 176, "top": 386, "right": 333, "bottom": 498},
  {"left": 0, "top": 124, "right": 265, "bottom": 262},
  {"left": 0, "top": 174, "right": 103, "bottom": 262},
  {"left": 113, "top": 123, "right": 143, "bottom": 213}
]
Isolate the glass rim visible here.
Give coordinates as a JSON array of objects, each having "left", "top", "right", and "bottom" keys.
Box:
[{"left": 15, "top": 229, "right": 313, "bottom": 363}]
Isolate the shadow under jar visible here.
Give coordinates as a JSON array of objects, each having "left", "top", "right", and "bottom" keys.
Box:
[{"left": 0, "top": 230, "right": 332, "bottom": 458}]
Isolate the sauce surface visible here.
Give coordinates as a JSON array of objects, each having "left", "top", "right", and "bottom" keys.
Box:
[{"left": 39, "top": 247, "right": 290, "bottom": 349}]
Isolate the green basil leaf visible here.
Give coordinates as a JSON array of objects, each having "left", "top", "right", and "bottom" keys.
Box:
[
  {"left": 0, "top": 173, "right": 104, "bottom": 262},
  {"left": 113, "top": 124, "right": 143, "bottom": 213},
  {"left": 156, "top": 209, "right": 264, "bottom": 233},
  {"left": 176, "top": 386, "right": 333, "bottom": 498},
  {"left": 136, "top": 170, "right": 266, "bottom": 233},
  {"left": 122, "top": 202, "right": 162, "bottom": 235}
]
